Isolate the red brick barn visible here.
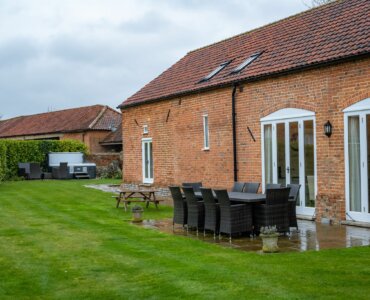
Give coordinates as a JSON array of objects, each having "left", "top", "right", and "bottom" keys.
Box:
[
  {"left": 0, "top": 105, "right": 121, "bottom": 154},
  {"left": 119, "top": 0, "right": 370, "bottom": 224}
]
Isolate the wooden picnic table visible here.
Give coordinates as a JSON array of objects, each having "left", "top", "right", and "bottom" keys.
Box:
[{"left": 114, "top": 189, "right": 163, "bottom": 211}]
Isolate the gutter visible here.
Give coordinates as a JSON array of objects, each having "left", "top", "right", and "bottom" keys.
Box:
[
  {"left": 232, "top": 84, "right": 238, "bottom": 182},
  {"left": 99, "top": 141, "right": 122, "bottom": 146}
]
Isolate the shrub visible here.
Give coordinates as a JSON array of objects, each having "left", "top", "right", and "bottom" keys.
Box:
[
  {"left": 0, "top": 139, "right": 88, "bottom": 181},
  {"left": 98, "top": 160, "right": 122, "bottom": 179},
  {"left": 0, "top": 141, "right": 6, "bottom": 182},
  {"left": 260, "top": 225, "right": 278, "bottom": 236}
]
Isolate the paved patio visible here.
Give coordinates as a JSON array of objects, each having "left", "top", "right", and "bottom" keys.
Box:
[
  {"left": 139, "top": 219, "right": 370, "bottom": 253},
  {"left": 86, "top": 184, "right": 370, "bottom": 252}
]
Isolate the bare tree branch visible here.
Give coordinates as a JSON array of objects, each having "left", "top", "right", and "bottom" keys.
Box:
[{"left": 302, "top": 0, "right": 336, "bottom": 8}]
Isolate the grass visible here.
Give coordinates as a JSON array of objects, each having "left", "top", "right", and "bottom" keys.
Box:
[{"left": 0, "top": 180, "right": 369, "bottom": 299}]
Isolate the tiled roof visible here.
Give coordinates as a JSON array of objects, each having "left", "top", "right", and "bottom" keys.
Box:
[
  {"left": 120, "top": 0, "right": 370, "bottom": 108},
  {"left": 100, "top": 124, "right": 122, "bottom": 145},
  {"left": 0, "top": 105, "right": 121, "bottom": 138}
]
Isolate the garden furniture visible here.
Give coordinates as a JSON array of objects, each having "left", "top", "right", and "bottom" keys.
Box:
[
  {"left": 254, "top": 187, "right": 290, "bottom": 234},
  {"left": 28, "top": 163, "right": 42, "bottom": 180},
  {"left": 214, "top": 189, "right": 253, "bottom": 241},
  {"left": 265, "top": 183, "right": 282, "bottom": 190},
  {"left": 115, "top": 189, "right": 162, "bottom": 211},
  {"left": 169, "top": 186, "right": 188, "bottom": 229},
  {"left": 287, "top": 184, "right": 301, "bottom": 230},
  {"left": 182, "top": 186, "right": 205, "bottom": 234},
  {"left": 243, "top": 182, "right": 260, "bottom": 193},
  {"left": 18, "top": 163, "right": 30, "bottom": 178},
  {"left": 194, "top": 191, "right": 266, "bottom": 203},
  {"left": 52, "top": 162, "right": 70, "bottom": 179},
  {"left": 231, "top": 182, "right": 246, "bottom": 193},
  {"left": 182, "top": 182, "right": 203, "bottom": 192},
  {"left": 200, "top": 187, "right": 220, "bottom": 237}
]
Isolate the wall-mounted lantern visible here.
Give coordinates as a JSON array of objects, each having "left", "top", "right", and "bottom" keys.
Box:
[{"left": 324, "top": 121, "right": 332, "bottom": 137}]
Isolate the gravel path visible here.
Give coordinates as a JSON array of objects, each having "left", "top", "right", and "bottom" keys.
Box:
[{"left": 84, "top": 184, "right": 121, "bottom": 194}]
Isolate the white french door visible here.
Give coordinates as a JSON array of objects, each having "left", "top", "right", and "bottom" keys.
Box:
[
  {"left": 142, "top": 138, "right": 153, "bottom": 184},
  {"left": 261, "top": 109, "right": 316, "bottom": 216},
  {"left": 344, "top": 112, "right": 370, "bottom": 222}
]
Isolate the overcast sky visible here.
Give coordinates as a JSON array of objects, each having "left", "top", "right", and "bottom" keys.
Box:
[{"left": 0, "top": 0, "right": 308, "bottom": 119}]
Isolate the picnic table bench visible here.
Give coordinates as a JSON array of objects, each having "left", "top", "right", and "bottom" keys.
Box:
[{"left": 114, "top": 189, "right": 163, "bottom": 211}]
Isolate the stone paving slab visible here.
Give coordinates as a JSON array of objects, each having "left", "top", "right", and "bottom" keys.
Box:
[{"left": 138, "top": 218, "right": 370, "bottom": 253}]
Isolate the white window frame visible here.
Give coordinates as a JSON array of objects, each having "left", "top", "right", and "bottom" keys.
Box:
[
  {"left": 343, "top": 98, "right": 370, "bottom": 222},
  {"left": 203, "top": 114, "right": 210, "bottom": 150},
  {"left": 142, "top": 138, "right": 153, "bottom": 184}
]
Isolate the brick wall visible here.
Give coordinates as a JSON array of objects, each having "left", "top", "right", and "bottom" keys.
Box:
[
  {"left": 87, "top": 152, "right": 122, "bottom": 178},
  {"left": 62, "top": 130, "right": 113, "bottom": 154},
  {"left": 86, "top": 153, "right": 121, "bottom": 167},
  {"left": 121, "top": 57, "right": 370, "bottom": 223}
]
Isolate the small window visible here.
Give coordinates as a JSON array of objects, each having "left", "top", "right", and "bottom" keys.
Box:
[
  {"left": 143, "top": 125, "right": 148, "bottom": 134},
  {"left": 203, "top": 115, "right": 209, "bottom": 150},
  {"left": 199, "top": 61, "right": 230, "bottom": 82},
  {"left": 230, "top": 52, "right": 261, "bottom": 74}
]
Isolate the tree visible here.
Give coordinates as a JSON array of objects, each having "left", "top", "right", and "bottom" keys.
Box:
[{"left": 302, "top": 0, "right": 336, "bottom": 8}]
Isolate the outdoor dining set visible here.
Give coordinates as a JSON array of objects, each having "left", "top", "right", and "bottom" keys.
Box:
[
  {"left": 18, "top": 162, "right": 71, "bottom": 180},
  {"left": 169, "top": 182, "right": 301, "bottom": 240}
]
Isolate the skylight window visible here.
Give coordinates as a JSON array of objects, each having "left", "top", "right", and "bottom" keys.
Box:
[
  {"left": 230, "top": 52, "right": 261, "bottom": 74},
  {"left": 199, "top": 61, "right": 230, "bottom": 82}
]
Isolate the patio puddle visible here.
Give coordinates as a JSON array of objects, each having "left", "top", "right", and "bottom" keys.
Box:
[{"left": 135, "top": 218, "right": 370, "bottom": 253}]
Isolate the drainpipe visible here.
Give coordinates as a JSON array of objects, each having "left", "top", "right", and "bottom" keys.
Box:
[{"left": 232, "top": 84, "right": 238, "bottom": 182}]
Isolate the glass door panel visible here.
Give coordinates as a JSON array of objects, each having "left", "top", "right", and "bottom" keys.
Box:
[
  {"left": 149, "top": 142, "right": 153, "bottom": 179},
  {"left": 348, "top": 116, "right": 361, "bottom": 212},
  {"left": 367, "top": 115, "right": 370, "bottom": 213},
  {"left": 142, "top": 139, "right": 153, "bottom": 183},
  {"left": 264, "top": 124, "right": 273, "bottom": 185},
  {"left": 277, "top": 123, "right": 286, "bottom": 186},
  {"left": 144, "top": 143, "right": 149, "bottom": 178},
  {"left": 304, "top": 120, "right": 315, "bottom": 207},
  {"left": 289, "top": 122, "right": 300, "bottom": 185}
]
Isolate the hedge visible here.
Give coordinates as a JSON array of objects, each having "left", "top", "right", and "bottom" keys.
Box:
[
  {"left": 0, "top": 142, "right": 6, "bottom": 182},
  {"left": 0, "top": 140, "right": 88, "bottom": 181}
]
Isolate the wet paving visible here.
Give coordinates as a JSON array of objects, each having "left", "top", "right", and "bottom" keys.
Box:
[{"left": 137, "top": 219, "right": 370, "bottom": 253}]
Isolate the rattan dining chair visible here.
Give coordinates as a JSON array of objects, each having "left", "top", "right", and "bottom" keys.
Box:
[
  {"left": 182, "top": 186, "right": 205, "bottom": 235},
  {"left": 287, "top": 184, "right": 301, "bottom": 230},
  {"left": 200, "top": 188, "right": 220, "bottom": 238},
  {"left": 231, "top": 182, "right": 246, "bottom": 193},
  {"left": 254, "top": 187, "right": 290, "bottom": 234},
  {"left": 169, "top": 186, "right": 188, "bottom": 230},
  {"left": 29, "top": 163, "right": 42, "bottom": 180},
  {"left": 265, "top": 183, "right": 282, "bottom": 190},
  {"left": 182, "top": 182, "right": 203, "bottom": 192},
  {"left": 243, "top": 182, "right": 260, "bottom": 193},
  {"left": 214, "top": 189, "right": 253, "bottom": 241}
]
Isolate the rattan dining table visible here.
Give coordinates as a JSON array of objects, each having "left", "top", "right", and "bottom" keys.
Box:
[{"left": 194, "top": 191, "right": 266, "bottom": 203}]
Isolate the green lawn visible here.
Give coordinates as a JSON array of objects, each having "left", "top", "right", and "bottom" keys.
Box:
[{"left": 0, "top": 180, "right": 369, "bottom": 299}]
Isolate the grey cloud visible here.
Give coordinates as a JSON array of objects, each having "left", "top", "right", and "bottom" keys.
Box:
[
  {"left": 0, "top": 1, "right": 307, "bottom": 119},
  {"left": 119, "top": 11, "right": 171, "bottom": 34},
  {"left": 48, "top": 35, "right": 119, "bottom": 66},
  {"left": 0, "top": 38, "right": 40, "bottom": 67}
]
